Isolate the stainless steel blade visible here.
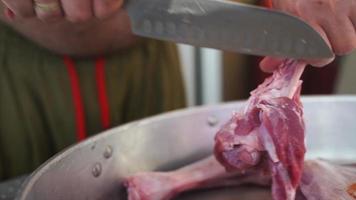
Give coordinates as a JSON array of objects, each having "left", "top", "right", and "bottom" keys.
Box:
[{"left": 125, "top": 0, "right": 333, "bottom": 59}]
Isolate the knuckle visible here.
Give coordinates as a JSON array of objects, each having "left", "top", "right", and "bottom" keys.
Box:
[
  {"left": 5, "top": 3, "right": 35, "bottom": 18},
  {"left": 66, "top": 12, "right": 92, "bottom": 22},
  {"left": 17, "top": 12, "right": 35, "bottom": 18},
  {"left": 1, "top": 0, "right": 35, "bottom": 18},
  {"left": 38, "top": 13, "right": 62, "bottom": 22},
  {"left": 308, "top": 0, "right": 332, "bottom": 7},
  {"left": 94, "top": 0, "right": 123, "bottom": 19},
  {"left": 95, "top": 9, "right": 117, "bottom": 19},
  {"left": 297, "top": 0, "right": 332, "bottom": 16},
  {"left": 309, "top": 58, "right": 334, "bottom": 67},
  {"left": 17, "top": 9, "right": 35, "bottom": 18},
  {"left": 94, "top": 9, "right": 111, "bottom": 19}
]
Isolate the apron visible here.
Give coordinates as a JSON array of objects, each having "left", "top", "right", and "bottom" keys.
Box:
[{"left": 0, "top": 22, "right": 186, "bottom": 180}]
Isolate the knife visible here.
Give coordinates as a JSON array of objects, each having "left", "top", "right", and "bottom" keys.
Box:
[{"left": 124, "top": 0, "right": 333, "bottom": 59}]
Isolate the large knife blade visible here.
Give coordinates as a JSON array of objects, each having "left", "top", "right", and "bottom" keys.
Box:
[{"left": 125, "top": 0, "right": 333, "bottom": 59}]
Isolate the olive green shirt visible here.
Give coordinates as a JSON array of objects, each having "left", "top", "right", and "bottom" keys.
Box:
[{"left": 0, "top": 22, "right": 186, "bottom": 180}]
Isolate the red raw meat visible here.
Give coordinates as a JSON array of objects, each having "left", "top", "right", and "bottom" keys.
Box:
[
  {"left": 125, "top": 60, "right": 306, "bottom": 200},
  {"left": 215, "top": 59, "right": 306, "bottom": 200},
  {"left": 124, "top": 156, "right": 270, "bottom": 200},
  {"left": 123, "top": 59, "right": 356, "bottom": 199},
  {"left": 298, "top": 160, "right": 356, "bottom": 200},
  {"left": 124, "top": 157, "right": 356, "bottom": 200},
  {"left": 124, "top": 156, "right": 231, "bottom": 200}
]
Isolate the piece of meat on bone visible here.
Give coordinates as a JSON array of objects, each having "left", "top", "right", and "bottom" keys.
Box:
[
  {"left": 124, "top": 157, "right": 356, "bottom": 200},
  {"left": 124, "top": 156, "right": 271, "bottom": 200},
  {"left": 214, "top": 60, "right": 306, "bottom": 200},
  {"left": 298, "top": 160, "right": 356, "bottom": 200},
  {"left": 124, "top": 60, "right": 307, "bottom": 200}
]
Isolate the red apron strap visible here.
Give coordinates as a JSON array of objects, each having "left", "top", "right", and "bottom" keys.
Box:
[
  {"left": 64, "top": 56, "right": 111, "bottom": 142},
  {"left": 95, "top": 57, "right": 111, "bottom": 129},
  {"left": 63, "top": 56, "right": 87, "bottom": 141}
]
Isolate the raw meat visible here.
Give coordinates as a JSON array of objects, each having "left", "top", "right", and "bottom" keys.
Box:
[
  {"left": 125, "top": 156, "right": 356, "bottom": 200},
  {"left": 124, "top": 60, "right": 356, "bottom": 200},
  {"left": 124, "top": 156, "right": 270, "bottom": 200},
  {"left": 124, "top": 60, "right": 307, "bottom": 200},
  {"left": 297, "top": 160, "right": 356, "bottom": 200},
  {"left": 214, "top": 59, "right": 306, "bottom": 200}
]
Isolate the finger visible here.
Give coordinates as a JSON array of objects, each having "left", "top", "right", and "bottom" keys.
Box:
[
  {"left": 271, "top": 0, "right": 283, "bottom": 9},
  {"left": 303, "top": 23, "right": 335, "bottom": 67},
  {"left": 34, "top": 0, "right": 62, "bottom": 21},
  {"left": 259, "top": 57, "right": 285, "bottom": 73},
  {"left": 320, "top": 16, "right": 356, "bottom": 55},
  {"left": 352, "top": 16, "right": 356, "bottom": 30},
  {"left": 305, "top": 57, "right": 334, "bottom": 67},
  {"left": 1, "top": 0, "right": 34, "bottom": 18},
  {"left": 4, "top": 7, "right": 15, "bottom": 20},
  {"left": 61, "top": 0, "right": 92, "bottom": 22},
  {"left": 351, "top": 6, "right": 356, "bottom": 30},
  {"left": 272, "top": 0, "right": 298, "bottom": 16},
  {"left": 93, "top": 0, "right": 123, "bottom": 19}
]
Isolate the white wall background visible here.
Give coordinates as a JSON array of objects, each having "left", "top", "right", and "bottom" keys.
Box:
[
  {"left": 178, "top": 45, "right": 223, "bottom": 107},
  {"left": 336, "top": 52, "right": 356, "bottom": 94},
  {"left": 177, "top": 44, "right": 196, "bottom": 107},
  {"left": 201, "top": 48, "right": 223, "bottom": 105}
]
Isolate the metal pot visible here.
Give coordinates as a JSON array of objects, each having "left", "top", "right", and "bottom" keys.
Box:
[{"left": 16, "top": 96, "right": 356, "bottom": 200}]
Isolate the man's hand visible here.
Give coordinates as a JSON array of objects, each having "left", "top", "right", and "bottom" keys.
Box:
[
  {"left": 260, "top": 0, "right": 356, "bottom": 72},
  {"left": 2, "top": 0, "right": 124, "bottom": 22}
]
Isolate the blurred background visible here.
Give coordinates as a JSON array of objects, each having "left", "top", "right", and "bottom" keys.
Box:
[{"left": 178, "top": 45, "right": 356, "bottom": 107}]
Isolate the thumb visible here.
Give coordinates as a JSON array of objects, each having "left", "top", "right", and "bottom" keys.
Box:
[{"left": 306, "top": 57, "right": 335, "bottom": 67}]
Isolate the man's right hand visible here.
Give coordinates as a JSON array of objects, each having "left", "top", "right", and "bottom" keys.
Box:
[
  {"left": 2, "top": 0, "right": 124, "bottom": 22},
  {"left": 260, "top": 0, "right": 356, "bottom": 72}
]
